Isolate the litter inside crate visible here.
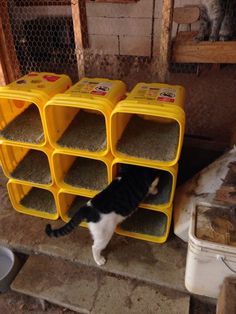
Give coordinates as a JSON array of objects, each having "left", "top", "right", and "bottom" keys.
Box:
[
  {"left": 196, "top": 205, "right": 236, "bottom": 247},
  {"left": 117, "top": 115, "right": 179, "bottom": 161},
  {"left": 67, "top": 196, "right": 90, "bottom": 218},
  {"left": 120, "top": 208, "right": 167, "bottom": 237},
  {"left": 57, "top": 110, "right": 106, "bottom": 152},
  {"left": 144, "top": 172, "right": 172, "bottom": 205},
  {"left": 64, "top": 157, "right": 108, "bottom": 191},
  {"left": 11, "top": 150, "right": 51, "bottom": 184},
  {"left": 20, "top": 188, "right": 56, "bottom": 213},
  {"left": 0, "top": 104, "right": 44, "bottom": 144}
]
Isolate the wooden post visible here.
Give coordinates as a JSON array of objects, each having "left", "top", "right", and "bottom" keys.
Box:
[
  {"left": 71, "top": 0, "right": 88, "bottom": 79},
  {"left": 159, "top": 0, "right": 174, "bottom": 83},
  {"left": 0, "top": 1, "right": 21, "bottom": 84},
  {"left": 217, "top": 278, "right": 236, "bottom": 314}
]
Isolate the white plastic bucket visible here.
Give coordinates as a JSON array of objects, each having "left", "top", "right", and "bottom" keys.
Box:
[
  {"left": 185, "top": 202, "right": 236, "bottom": 299},
  {"left": 0, "top": 246, "right": 20, "bottom": 293}
]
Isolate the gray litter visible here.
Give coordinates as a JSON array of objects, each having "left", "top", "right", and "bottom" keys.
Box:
[
  {"left": 0, "top": 104, "right": 44, "bottom": 144},
  {"left": 120, "top": 208, "right": 167, "bottom": 237},
  {"left": 117, "top": 115, "right": 179, "bottom": 161},
  {"left": 64, "top": 157, "right": 108, "bottom": 191},
  {"left": 11, "top": 150, "right": 51, "bottom": 184},
  {"left": 20, "top": 188, "right": 56, "bottom": 213},
  {"left": 57, "top": 110, "right": 106, "bottom": 152}
]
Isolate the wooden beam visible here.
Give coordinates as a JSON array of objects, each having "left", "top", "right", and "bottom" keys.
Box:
[
  {"left": 71, "top": 0, "right": 88, "bottom": 79},
  {"left": 0, "top": 1, "right": 21, "bottom": 84},
  {"left": 86, "top": 0, "right": 138, "bottom": 2},
  {"left": 217, "top": 278, "right": 236, "bottom": 314},
  {"left": 172, "top": 32, "right": 236, "bottom": 63},
  {"left": 159, "top": 0, "right": 174, "bottom": 83}
]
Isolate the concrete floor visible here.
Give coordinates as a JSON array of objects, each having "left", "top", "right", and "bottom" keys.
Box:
[{"left": 0, "top": 165, "right": 216, "bottom": 313}]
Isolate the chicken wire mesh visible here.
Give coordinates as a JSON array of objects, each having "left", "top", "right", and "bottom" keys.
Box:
[{"left": 1, "top": 0, "right": 236, "bottom": 143}]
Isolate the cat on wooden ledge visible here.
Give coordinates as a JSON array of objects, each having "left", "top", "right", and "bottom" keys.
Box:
[
  {"left": 45, "top": 164, "right": 160, "bottom": 266},
  {"left": 196, "top": 0, "right": 236, "bottom": 41}
]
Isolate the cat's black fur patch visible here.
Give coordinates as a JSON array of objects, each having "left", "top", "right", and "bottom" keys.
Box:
[{"left": 45, "top": 165, "right": 160, "bottom": 238}]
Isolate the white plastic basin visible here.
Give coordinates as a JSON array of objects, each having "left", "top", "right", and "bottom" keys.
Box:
[{"left": 0, "top": 246, "right": 19, "bottom": 293}]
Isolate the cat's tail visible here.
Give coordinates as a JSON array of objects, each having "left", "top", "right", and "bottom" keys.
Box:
[{"left": 45, "top": 206, "right": 88, "bottom": 238}]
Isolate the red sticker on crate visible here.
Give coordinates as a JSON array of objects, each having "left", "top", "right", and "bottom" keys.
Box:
[
  {"left": 43, "top": 75, "right": 60, "bottom": 82},
  {"left": 157, "top": 88, "right": 176, "bottom": 103}
]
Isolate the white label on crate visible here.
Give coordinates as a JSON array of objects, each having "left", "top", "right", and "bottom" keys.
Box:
[
  {"left": 91, "top": 82, "right": 113, "bottom": 96},
  {"left": 157, "top": 88, "right": 176, "bottom": 103}
]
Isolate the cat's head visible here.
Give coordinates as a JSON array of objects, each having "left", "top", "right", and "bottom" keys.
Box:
[{"left": 118, "top": 164, "right": 160, "bottom": 183}]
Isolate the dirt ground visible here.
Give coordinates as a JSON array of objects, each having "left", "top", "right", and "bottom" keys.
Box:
[{"left": 0, "top": 290, "right": 77, "bottom": 314}]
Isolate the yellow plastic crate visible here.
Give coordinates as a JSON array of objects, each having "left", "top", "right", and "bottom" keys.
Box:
[
  {"left": 7, "top": 179, "right": 59, "bottom": 220},
  {"left": 112, "top": 158, "right": 178, "bottom": 210},
  {"left": 110, "top": 82, "right": 185, "bottom": 167},
  {"left": 116, "top": 206, "right": 172, "bottom": 243},
  {"left": 57, "top": 189, "right": 89, "bottom": 228},
  {"left": 52, "top": 150, "right": 113, "bottom": 195},
  {"left": 0, "top": 72, "right": 72, "bottom": 147},
  {"left": 44, "top": 77, "right": 126, "bottom": 157},
  {"left": 57, "top": 190, "right": 171, "bottom": 243},
  {"left": 0, "top": 142, "right": 54, "bottom": 188}
]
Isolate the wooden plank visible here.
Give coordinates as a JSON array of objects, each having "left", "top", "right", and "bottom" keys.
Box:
[
  {"left": 159, "top": 0, "right": 174, "bottom": 82},
  {"left": 14, "top": 0, "right": 71, "bottom": 6},
  {"left": 172, "top": 32, "right": 236, "bottom": 63},
  {"left": 87, "top": 0, "right": 138, "bottom": 2},
  {"left": 0, "top": 1, "right": 21, "bottom": 83},
  {"left": 71, "top": 0, "right": 88, "bottom": 79},
  {"left": 217, "top": 278, "right": 236, "bottom": 314}
]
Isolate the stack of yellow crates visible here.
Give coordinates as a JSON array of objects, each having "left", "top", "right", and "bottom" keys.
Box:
[
  {"left": 110, "top": 83, "right": 185, "bottom": 243},
  {"left": 0, "top": 73, "right": 185, "bottom": 243},
  {"left": 0, "top": 72, "right": 71, "bottom": 220}
]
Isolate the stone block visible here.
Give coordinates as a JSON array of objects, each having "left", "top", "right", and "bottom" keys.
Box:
[
  {"left": 87, "top": 16, "right": 152, "bottom": 36},
  {"left": 86, "top": 0, "right": 154, "bottom": 18},
  {"left": 89, "top": 34, "right": 119, "bottom": 54},
  {"left": 120, "top": 35, "right": 151, "bottom": 56}
]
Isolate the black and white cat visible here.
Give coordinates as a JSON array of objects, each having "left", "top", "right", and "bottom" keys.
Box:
[
  {"left": 196, "top": 0, "right": 236, "bottom": 41},
  {"left": 45, "top": 165, "right": 160, "bottom": 266}
]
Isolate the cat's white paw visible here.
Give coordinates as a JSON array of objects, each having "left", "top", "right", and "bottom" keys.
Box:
[
  {"left": 95, "top": 256, "right": 106, "bottom": 266},
  {"left": 149, "top": 187, "right": 158, "bottom": 195}
]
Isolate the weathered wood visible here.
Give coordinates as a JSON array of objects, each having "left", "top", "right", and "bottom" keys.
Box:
[
  {"left": 86, "top": 0, "right": 138, "bottom": 2},
  {"left": 159, "top": 0, "right": 174, "bottom": 83},
  {"left": 215, "top": 162, "right": 236, "bottom": 205},
  {"left": 174, "top": 147, "right": 236, "bottom": 242},
  {"left": 0, "top": 2, "right": 21, "bottom": 83},
  {"left": 172, "top": 31, "right": 236, "bottom": 63},
  {"left": 71, "top": 0, "right": 88, "bottom": 79},
  {"left": 217, "top": 277, "right": 236, "bottom": 314}
]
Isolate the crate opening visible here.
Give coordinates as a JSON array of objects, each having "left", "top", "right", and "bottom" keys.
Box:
[
  {"left": 64, "top": 157, "right": 108, "bottom": 191},
  {"left": 57, "top": 109, "right": 107, "bottom": 152},
  {"left": 0, "top": 103, "right": 44, "bottom": 144},
  {"left": 67, "top": 195, "right": 90, "bottom": 219},
  {"left": 11, "top": 149, "right": 51, "bottom": 184},
  {"left": 20, "top": 187, "right": 56, "bottom": 213},
  {"left": 115, "top": 163, "right": 172, "bottom": 206},
  {"left": 116, "top": 114, "right": 180, "bottom": 162},
  {"left": 119, "top": 208, "right": 167, "bottom": 237}
]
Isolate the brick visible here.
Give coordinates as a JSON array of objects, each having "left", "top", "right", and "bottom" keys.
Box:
[
  {"left": 88, "top": 34, "right": 119, "bottom": 54},
  {"left": 87, "top": 17, "right": 152, "bottom": 36},
  {"left": 86, "top": 0, "right": 154, "bottom": 18},
  {"left": 119, "top": 35, "right": 151, "bottom": 56}
]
